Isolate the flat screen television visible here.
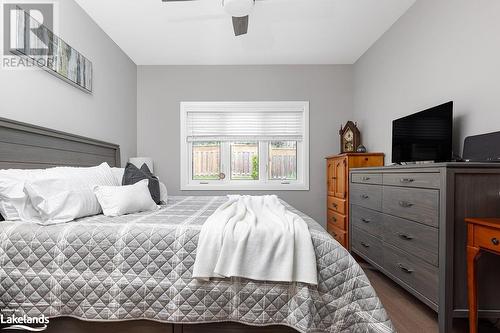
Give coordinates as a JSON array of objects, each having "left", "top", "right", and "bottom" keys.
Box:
[{"left": 392, "top": 102, "right": 453, "bottom": 164}]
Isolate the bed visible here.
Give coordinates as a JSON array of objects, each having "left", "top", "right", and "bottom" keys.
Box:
[{"left": 0, "top": 117, "right": 393, "bottom": 333}]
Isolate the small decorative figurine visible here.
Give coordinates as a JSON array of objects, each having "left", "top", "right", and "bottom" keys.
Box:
[{"left": 356, "top": 145, "right": 367, "bottom": 153}]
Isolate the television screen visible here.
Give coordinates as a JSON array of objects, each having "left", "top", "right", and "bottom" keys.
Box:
[{"left": 392, "top": 102, "right": 453, "bottom": 164}]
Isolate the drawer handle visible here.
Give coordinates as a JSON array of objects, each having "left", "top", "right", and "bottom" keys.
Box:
[
  {"left": 492, "top": 238, "right": 500, "bottom": 246},
  {"left": 360, "top": 194, "right": 369, "bottom": 199},
  {"left": 362, "top": 176, "right": 371, "bottom": 181},
  {"left": 400, "top": 178, "right": 415, "bottom": 183},
  {"left": 398, "top": 263, "right": 414, "bottom": 274},
  {"left": 361, "top": 218, "right": 371, "bottom": 223},
  {"left": 398, "top": 233, "right": 414, "bottom": 240},
  {"left": 331, "top": 216, "right": 337, "bottom": 222},
  {"left": 332, "top": 203, "right": 338, "bottom": 208},
  {"left": 399, "top": 201, "right": 414, "bottom": 208},
  {"left": 360, "top": 242, "right": 370, "bottom": 248}
]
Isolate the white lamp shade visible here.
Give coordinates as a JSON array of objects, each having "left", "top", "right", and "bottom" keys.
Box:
[
  {"left": 129, "top": 157, "right": 154, "bottom": 174},
  {"left": 223, "top": 0, "right": 254, "bottom": 17}
]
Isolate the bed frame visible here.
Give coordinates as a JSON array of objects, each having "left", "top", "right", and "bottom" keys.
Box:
[
  {"left": 0, "top": 117, "right": 120, "bottom": 169},
  {"left": 0, "top": 117, "right": 298, "bottom": 333}
]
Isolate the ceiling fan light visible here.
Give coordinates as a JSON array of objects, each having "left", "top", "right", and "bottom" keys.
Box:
[{"left": 223, "top": 0, "right": 254, "bottom": 17}]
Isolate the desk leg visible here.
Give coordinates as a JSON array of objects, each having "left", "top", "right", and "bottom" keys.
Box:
[{"left": 467, "top": 245, "right": 480, "bottom": 333}]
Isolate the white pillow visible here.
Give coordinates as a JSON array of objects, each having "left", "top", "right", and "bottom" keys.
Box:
[
  {"left": 0, "top": 179, "right": 26, "bottom": 220},
  {"left": 0, "top": 169, "right": 42, "bottom": 221},
  {"left": 0, "top": 201, "right": 18, "bottom": 220},
  {"left": 159, "top": 182, "right": 168, "bottom": 204},
  {"left": 94, "top": 179, "right": 158, "bottom": 217},
  {"left": 111, "top": 167, "right": 168, "bottom": 203},
  {"left": 24, "top": 162, "right": 118, "bottom": 223},
  {"left": 111, "top": 167, "right": 125, "bottom": 185}
]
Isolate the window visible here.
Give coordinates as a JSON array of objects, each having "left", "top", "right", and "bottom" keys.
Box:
[
  {"left": 192, "top": 142, "right": 221, "bottom": 180},
  {"left": 231, "top": 142, "right": 259, "bottom": 180},
  {"left": 269, "top": 141, "right": 297, "bottom": 180},
  {"left": 180, "top": 102, "right": 309, "bottom": 190}
]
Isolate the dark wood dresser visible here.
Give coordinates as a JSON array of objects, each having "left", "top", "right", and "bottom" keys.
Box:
[
  {"left": 325, "top": 153, "right": 384, "bottom": 249},
  {"left": 350, "top": 163, "right": 500, "bottom": 332}
]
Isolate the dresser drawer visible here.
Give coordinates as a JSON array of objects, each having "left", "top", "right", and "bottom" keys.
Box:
[
  {"left": 350, "top": 184, "right": 382, "bottom": 211},
  {"left": 328, "top": 196, "right": 346, "bottom": 215},
  {"left": 351, "top": 205, "right": 384, "bottom": 237},
  {"left": 384, "top": 214, "right": 439, "bottom": 266},
  {"left": 351, "top": 173, "right": 383, "bottom": 185},
  {"left": 383, "top": 243, "right": 438, "bottom": 303},
  {"left": 328, "top": 225, "right": 347, "bottom": 247},
  {"left": 382, "top": 187, "right": 439, "bottom": 227},
  {"left": 327, "top": 209, "right": 347, "bottom": 231},
  {"left": 383, "top": 173, "right": 441, "bottom": 189},
  {"left": 352, "top": 228, "right": 383, "bottom": 264},
  {"left": 474, "top": 225, "right": 500, "bottom": 253}
]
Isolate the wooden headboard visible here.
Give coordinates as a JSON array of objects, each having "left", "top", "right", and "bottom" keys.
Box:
[{"left": 0, "top": 117, "right": 120, "bottom": 169}]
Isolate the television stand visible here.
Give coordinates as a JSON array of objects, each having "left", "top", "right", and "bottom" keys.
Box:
[{"left": 349, "top": 163, "right": 500, "bottom": 332}]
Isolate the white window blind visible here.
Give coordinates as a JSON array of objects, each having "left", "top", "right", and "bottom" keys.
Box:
[{"left": 186, "top": 111, "right": 305, "bottom": 142}]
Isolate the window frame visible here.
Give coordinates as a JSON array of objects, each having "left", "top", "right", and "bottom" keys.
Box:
[
  {"left": 191, "top": 141, "right": 222, "bottom": 182},
  {"left": 268, "top": 141, "right": 299, "bottom": 181},
  {"left": 180, "top": 101, "right": 309, "bottom": 191},
  {"left": 229, "top": 141, "right": 260, "bottom": 181}
]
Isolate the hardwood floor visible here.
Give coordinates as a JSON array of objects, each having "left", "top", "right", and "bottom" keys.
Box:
[
  {"left": 361, "top": 261, "right": 500, "bottom": 333},
  {"left": 362, "top": 263, "right": 440, "bottom": 332}
]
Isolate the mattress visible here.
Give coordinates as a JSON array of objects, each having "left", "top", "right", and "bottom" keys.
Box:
[{"left": 0, "top": 196, "right": 394, "bottom": 333}]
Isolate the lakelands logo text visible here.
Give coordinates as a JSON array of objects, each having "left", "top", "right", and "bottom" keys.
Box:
[{"left": 0, "top": 313, "right": 49, "bottom": 331}]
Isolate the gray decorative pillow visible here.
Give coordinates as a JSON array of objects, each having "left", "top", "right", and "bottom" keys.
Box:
[
  {"left": 122, "top": 163, "right": 161, "bottom": 204},
  {"left": 140, "top": 163, "right": 155, "bottom": 179}
]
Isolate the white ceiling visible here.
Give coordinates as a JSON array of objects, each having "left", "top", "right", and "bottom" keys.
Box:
[{"left": 75, "top": 0, "right": 415, "bottom": 65}]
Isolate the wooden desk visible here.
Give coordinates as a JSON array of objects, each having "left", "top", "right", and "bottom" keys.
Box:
[{"left": 466, "top": 218, "right": 500, "bottom": 333}]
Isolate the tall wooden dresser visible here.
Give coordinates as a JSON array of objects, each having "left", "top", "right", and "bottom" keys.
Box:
[{"left": 326, "top": 153, "right": 384, "bottom": 249}]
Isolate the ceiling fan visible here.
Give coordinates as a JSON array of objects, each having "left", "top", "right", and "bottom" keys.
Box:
[{"left": 162, "top": 0, "right": 258, "bottom": 36}]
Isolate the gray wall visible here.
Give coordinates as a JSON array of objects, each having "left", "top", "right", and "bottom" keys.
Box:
[
  {"left": 137, "top": 65, "right": 353, "bottom": 226},
  {"left": 354, "top": 0, "right": 500, "bottom": 159},
  {"left": 0, "top": 0, "right": 137, "bottom": 165}
]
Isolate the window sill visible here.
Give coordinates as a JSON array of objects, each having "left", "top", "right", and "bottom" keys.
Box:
[{"left": 181, "top": 183, "right": 309, "bottom": 191}]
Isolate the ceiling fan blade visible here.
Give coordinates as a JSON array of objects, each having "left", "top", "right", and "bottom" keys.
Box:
[{"left": 232, "top": 16, "right": 249, "bottom": 36}]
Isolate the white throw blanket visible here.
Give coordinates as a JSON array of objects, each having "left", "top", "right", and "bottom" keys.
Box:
[{"left": 192, "top": 195, "right": 318, "bottom": 285}]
